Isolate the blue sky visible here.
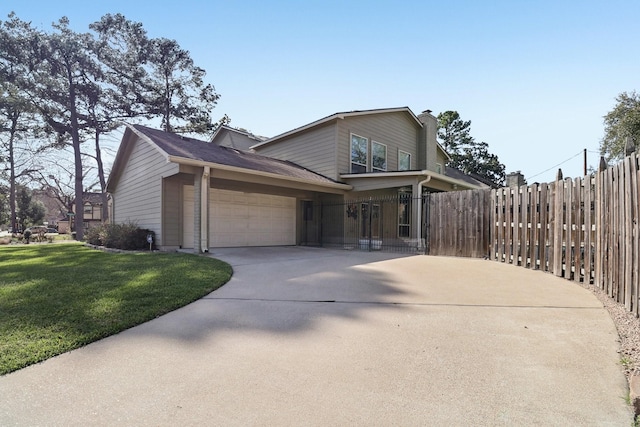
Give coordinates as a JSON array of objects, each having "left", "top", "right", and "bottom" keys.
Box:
[{"left": 5, "top": 1, "right": 640, "bottom": 183}]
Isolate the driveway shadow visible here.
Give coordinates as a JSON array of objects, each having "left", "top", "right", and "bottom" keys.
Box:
[{"left": 135, "top": 247, "right": 414, "bottom": 342}]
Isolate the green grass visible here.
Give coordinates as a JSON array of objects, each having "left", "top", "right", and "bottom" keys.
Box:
[{"left": 0, "top": 243, "right": 232, "bottom": 375}]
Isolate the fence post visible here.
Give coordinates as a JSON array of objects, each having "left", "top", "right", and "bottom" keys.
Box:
[
  {"left": 553, "top": 170, "right": 565, "bottom": 276},
  {"left": 366, "top": 198, "right": 371, "bottom": 251},
  {"left": 423, "top": 193, "right": 430, "bottom": 255}
]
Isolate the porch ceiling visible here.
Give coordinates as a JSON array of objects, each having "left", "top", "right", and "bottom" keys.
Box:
[{"left": 340, "top": 170, "right": 481, "bottom": 192}]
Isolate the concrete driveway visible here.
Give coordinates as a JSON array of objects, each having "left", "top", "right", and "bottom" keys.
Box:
[{"left": 0, "top": 247, "right": 632, "bottom": 426}]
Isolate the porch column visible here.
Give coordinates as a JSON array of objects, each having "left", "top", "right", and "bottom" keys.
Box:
[
  {"left": 411, "top": 182, "right": 421, "bottom": 247},
  {"left": 412, "top": 176, "right": 431, "bottom": 250},
  {"left": 193, "top": 169, "right": 202, "bottom": 254},
  {"left": 200, "top": 166, "right": 210, "bottom": 253}
]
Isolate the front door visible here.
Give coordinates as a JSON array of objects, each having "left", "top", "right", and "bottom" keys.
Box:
[
  {"left": 360, "top": 202, "right": 380, "bottom": 239},
  {"left": 301, "top": 200, "right": 320, "bottom": 246}
]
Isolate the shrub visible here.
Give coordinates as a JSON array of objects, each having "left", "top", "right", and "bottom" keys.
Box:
[
  {"left": 84, "top": 222, "right": 155, "bottom": 250},
  {"left": 84, "top": 226, "right": 102, "bottom": 246}
]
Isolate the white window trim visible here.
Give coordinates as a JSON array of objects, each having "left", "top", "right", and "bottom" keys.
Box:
[
  {"left": 350, "top": 133, "right": 368, "bottom": 173},
  {"left": 436, "top": 163, "right": 443, "bottom": 174},
  {"left": 398, "top": 150, "right": 411, "bottom": 171},
  {"left": 371, "top": 140, "right": 387, "bottom": 172}
]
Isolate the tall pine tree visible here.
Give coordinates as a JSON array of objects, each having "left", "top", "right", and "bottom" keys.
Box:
[{"left": 437, "top": 111, "right": 505, "bottom": 186}]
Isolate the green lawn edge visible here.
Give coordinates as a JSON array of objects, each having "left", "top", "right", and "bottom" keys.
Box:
[{"left": 0, "top": 243, "right": 232, "bottom": 375}]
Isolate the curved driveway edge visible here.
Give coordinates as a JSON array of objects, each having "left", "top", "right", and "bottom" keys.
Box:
[{"left": 0, "top": 247, "right": 632, "bottom": 426}]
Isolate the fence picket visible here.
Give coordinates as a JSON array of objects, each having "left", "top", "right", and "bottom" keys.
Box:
[
  {"left": 634, "top": 157, "right": 640, "bottom": 316},
  {"left": 573, "top": 178, "right": 583, "bottom": 283},
  {"left": 520, "top": 185, "right": 528, "bottom": 267},
  {"left": 584, "top": 177, "right": 593, "bottom": 284},
  {"left": 624, "top": 157, "right": 633, "bottom": 310},
  {"left": 564, "top": 178, "right": 573, "bottom": 280},
  {"left": 553, "top": 179, "right": 563, "bottom": 276},
  {"left": 494, "top": 189, "right": 502, "bottom": 261},
  {"left": 538, "top": 184, "right": 548, "bottom": 271},
  {"left": 547, "top": 183, "right": 555, "bottom": 274}
]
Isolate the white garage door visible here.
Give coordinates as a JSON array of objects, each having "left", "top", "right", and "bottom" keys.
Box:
[{"left": 209, "top": 189, "right": 296, "bottom": 247}]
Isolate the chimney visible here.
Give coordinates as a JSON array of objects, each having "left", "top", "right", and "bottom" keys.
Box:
[
  {"left": 417, "top": 109, "right": 437, "bottom": 171},
  {"left": 505, "top": 171, "right": 526, "bottom": 189}
]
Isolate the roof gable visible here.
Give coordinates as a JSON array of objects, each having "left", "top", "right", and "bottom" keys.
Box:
[
  {"left": 106, "top": 125, "right": 165, "bottom": 193},
  {"left": 252, "top": 107, "right": 423, "bottom": 149},
  {"left": 211, "top": 125, "right": 267, "bottom": 146}
]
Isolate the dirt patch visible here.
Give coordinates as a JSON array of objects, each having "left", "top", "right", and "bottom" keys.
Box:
[{"left": 577, "top": 282, "right": 640, "bottom": 380}]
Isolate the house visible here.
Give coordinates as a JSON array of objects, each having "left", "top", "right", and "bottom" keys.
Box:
[
  {"left": 106, "top": 107, "right": 487, "bottom": 252},
  {"left": 57, "top": 192, "right": 106, "bottom": 234}
]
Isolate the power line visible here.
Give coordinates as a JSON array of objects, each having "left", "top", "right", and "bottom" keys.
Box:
[{"left": 526, "top": 150, "right": 584, "bottom": 181}]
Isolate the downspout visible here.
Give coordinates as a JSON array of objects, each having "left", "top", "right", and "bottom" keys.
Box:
[
  {"left": 109, "top": 194, "right": 114, "bottom": 225},
  {"left": 200, "top": 166, "right": 210, "bottom": 253},
  {"left": 416, "top": 175, "right": 431, "bottom": 250}
]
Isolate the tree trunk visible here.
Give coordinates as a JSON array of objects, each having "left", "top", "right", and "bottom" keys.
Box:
[
  {"left": 8, "top": 113, "right": 17, "bottom": 233},
  {"left": 94, "top": 130, "right": 109, "bottom": 222},
  {"left": 164, "top": 73, "right": 171, "bottom": 132},
  {"left": 68, "top": 83, "right": 84, "bottom": 241}
]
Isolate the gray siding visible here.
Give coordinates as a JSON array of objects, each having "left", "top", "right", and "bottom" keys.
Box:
[
  {"left": 436, "top": 150, "right": 447, "bottom": 172},
  {"left": 162, "top": 178, "right": 183, "bottom": 247},
  {"left": 253, "top": 123, "right": 337, "bottom": 180},
  {"left": 112, "top": 136, "right": 178, "bottom": 245},
  {"left": 337, "top": 112, "right": 419, "bottom": 175}
]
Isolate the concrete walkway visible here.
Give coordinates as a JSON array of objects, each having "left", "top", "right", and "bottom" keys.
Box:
[{"left": 0, "top": 247, "right": 632, "bottom": 426}]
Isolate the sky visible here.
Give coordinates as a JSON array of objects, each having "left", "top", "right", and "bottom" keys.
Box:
[{"left": 4, "top": 0, "right": 640, "bottom": 183}]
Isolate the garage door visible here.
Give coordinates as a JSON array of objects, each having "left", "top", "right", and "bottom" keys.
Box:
[{"left": 209, "top": 189, "right": 296, "bottom": 247}]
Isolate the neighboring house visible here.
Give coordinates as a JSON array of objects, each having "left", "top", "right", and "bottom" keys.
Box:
[
  {"left": 57, "top": 192, "right": 106, "bottom": 234},
  {"left": 210, "top": 125, "right": 267, "bottom": 151},
  {"left": 106, "top": 107, "right": 487, "bottom": 252}
]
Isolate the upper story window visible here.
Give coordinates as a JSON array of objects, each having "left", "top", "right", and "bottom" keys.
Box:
[
  {"left": 372, "top": 141, "right": 387, "bottom": 172},
  {"left": 399, "top": 150, "right": 411, "bottom": 171},
  {"left": 436, "top": 163, "right": 443, "bottom": 174},
  {"left": 351, "top": 134, "right": 368, "bottom": 173}
]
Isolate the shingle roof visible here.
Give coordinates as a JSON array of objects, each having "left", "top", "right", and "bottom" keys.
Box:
[
  {"left": 444, "top": 166, "right": 495, "bottom": 188},
  {"left": 211, "top": 125, "right": 268, "bottom": 143},
  {"left": 82, "top": 192, "right": 104, "bottom": 204},
  {"left": 130, "top": 124, "right": 340, "bottom": 185}
]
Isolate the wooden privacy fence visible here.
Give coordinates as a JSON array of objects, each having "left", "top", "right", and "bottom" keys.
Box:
[
  {"left": 595, "top": 154, "right": 640, "bottom": 315},
  {"left": 427, "top": 152, "right": 640, "bottom": 316},
  {"left": 491, "top": 176, "right": 596, "bottom": 282},
  {"left": 426, "top": 189, "right": 491, "bottom": 258}
]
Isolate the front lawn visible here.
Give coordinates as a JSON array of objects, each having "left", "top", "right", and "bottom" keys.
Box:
[{"left": 0, "top": 243, "right": 232, "bottom": 375}]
